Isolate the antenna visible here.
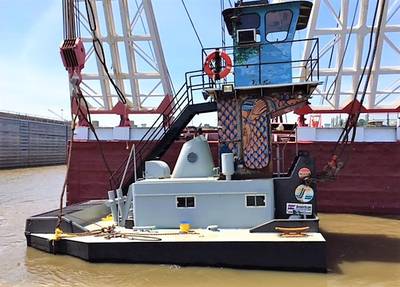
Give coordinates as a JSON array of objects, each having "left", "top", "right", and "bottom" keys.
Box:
[{"left": 48, "top": 109, "right": 67, "bottom": 121}]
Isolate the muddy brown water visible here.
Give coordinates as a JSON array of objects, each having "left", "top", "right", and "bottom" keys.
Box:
[{"left": 0, "top": 166, "right": 399, "bottom": 286}]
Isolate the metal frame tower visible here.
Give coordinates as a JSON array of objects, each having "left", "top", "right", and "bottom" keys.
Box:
[
  {"left": 301, "top": 0, "right": 400, "bottom": 114},
  {"left": 73, "top": 0, "right": 173, "bottom": 119}
]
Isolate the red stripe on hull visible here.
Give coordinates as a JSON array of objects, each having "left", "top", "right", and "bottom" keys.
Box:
[{"left": 66, "top": 141, "right": 400, "bottom": 214}]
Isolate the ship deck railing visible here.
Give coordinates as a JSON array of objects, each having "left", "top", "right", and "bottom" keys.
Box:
[{"left": 197, "top": 37, "right": 319, "bottom": 92}]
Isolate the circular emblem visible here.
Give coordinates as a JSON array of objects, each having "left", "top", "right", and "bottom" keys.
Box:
[
  {"left": 187, "top": 152, "right": 198, "bottom": 163},
  {"left": 298, "top": 167, "right": 311, "bottom": 179},
  {"left": 295, "top": 184, "right": 314, "bottom": 203}
]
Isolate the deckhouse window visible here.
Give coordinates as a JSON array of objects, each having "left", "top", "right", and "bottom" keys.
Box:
[
  {"left": 246, "top": 194, "right": 266, "bottom": 207},
  {"left": 265, "top": 10, "right": 292, "bottom": 42},
  {"left": 176, "top": 196, "right": 195, "bottom": 208}
]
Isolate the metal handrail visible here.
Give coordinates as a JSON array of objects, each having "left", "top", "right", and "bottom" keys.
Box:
[
  {"left": 111, "top": 83, "right": 189, "bottom": 186},
  {"left": 201, "top": 38, "right": 320, "bottom": 85},
  {"left": 202, "top": 37, "right": 320, "bottom": 52},
  {"left": 112, "top": 70, "right": 213, "bottom": 188}
]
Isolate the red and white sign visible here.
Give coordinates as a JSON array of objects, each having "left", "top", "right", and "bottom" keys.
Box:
[{"left": 298, "top": 167, "right": 311, "bottom": 179}]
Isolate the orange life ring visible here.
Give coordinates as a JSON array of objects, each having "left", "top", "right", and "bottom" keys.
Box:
[{"left": 203, "top": 50, "right": 232, "bottom": 80}]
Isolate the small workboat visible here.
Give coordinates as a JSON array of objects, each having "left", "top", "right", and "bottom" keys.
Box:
[{"left": 26, "top": 0, "right": 326, "bottom": 272}]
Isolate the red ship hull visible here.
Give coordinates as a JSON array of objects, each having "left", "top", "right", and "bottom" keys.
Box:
[{"left": 67, "top": 141, "right": 400, "bottom": 214}]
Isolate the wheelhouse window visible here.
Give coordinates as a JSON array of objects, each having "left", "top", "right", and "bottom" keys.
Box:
[
  {"left": 176, "top": 196, "right": 195, "bottom": 208},
  {"left": 236, "top": 13, "right": 260, "bottom": 43},
  {"left": 265, "top": 10, "right": 292, "bottom": 42},
  {"left": 237, "top": 13, "right": 260, "bottom": 30},
  {"left": 246, "top": 194, "right": 266, "bottom": 207}
]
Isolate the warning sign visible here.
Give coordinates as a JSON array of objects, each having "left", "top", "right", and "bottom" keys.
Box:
[{"left": 286, "top": 203, "right": 313, "bottom": 215}]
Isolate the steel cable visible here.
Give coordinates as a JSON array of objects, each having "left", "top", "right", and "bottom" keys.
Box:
[
  {"left": 84, "top": 0, "right": 127, "bottom": 104},
  {"left": 321, "top": 0, "right": 386, "bottom": 180}
]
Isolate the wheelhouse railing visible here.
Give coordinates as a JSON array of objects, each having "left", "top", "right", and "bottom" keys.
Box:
[{"left": 201, "top": 38, "right": 319, "bottom": 86}]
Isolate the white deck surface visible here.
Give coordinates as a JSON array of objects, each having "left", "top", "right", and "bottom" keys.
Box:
[{"left": 33, "top": 220, "right": 326, "bottom": 243}]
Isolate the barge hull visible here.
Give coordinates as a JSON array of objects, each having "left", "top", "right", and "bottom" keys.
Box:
[
  {"left": 25, "top": 201, "right": 326, "bottom": 272},
  {"left": 26, "top": 234, "right": 326, "bottom": 272}
]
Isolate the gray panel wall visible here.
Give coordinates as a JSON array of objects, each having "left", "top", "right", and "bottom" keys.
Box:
[
  {"left": 133, "top": 178, "right": 275, "bottom": 228},
  {"left": 0, "top": 113, "right": 70, "bottom": 168}
]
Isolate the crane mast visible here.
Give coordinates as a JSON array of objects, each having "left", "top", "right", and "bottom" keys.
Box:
[
  {"left": 60, "top": 0, "right": 173, "bottom": 126},
  {"left": 300, "top": 0, "right": 400, "bottom": 116}
]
